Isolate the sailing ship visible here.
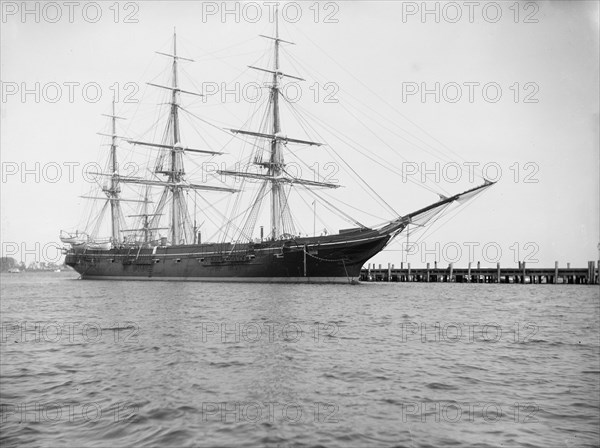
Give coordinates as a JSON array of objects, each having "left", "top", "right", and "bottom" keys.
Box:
[{"left": 62, "top": 12, "right": 494, "bottom": 283}]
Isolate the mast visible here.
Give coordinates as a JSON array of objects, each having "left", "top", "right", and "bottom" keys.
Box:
[
  {"left": 269, "top": 8, "right": 283, "bottom": 240},
  {"left": 218, "top": 10, "right": 339, "bottom": 243},
  {"left": 110, "top": 98, "right": 120, "bottom": 241},
  {"left": 170, "top": 28, "right": 183, "bottom": 244},
  {"left": 85, "top": 32, "right": 236, "bottom": 247},
  {"left": 119, "top": 30, "right": 235, "bottom": 245},
  {"left": 99, "top": 96, "right": 124, "bottom": 244}
]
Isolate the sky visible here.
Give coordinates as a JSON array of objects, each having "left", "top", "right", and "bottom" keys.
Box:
[{"left": 1, "top": 0, "right": 599, "bottom": 268}]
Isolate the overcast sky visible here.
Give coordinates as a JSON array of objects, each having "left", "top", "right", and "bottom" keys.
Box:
[{"left": 1, "top": 1, "right": 598, "bottom": 268}]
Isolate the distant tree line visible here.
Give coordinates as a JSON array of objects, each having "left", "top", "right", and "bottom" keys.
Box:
[
  {"left": 1, "top": 257, "right": 69, "bottom": 272},
  {"left": 0, "top": 257, "right": 23, "bottom": 272}
]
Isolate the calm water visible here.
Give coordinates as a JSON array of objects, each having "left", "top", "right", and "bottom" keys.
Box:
[{"left": 1, "top": 271, "right": 598, "bottom": 447}]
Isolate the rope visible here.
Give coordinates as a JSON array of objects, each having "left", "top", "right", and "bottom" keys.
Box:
[
  {"left": 342, "top": 259, "right": 351, "bottom": 283},
  {"left": 297, "top": 243, "right": 353, "bottom": 282},
  {"left": 301, "top": 245, "right": 348, "bottom": 263}
]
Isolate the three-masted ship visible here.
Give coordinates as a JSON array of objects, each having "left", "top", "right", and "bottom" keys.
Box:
[{"left": 62, "top": 13, "right": 493, "bottom": 283}]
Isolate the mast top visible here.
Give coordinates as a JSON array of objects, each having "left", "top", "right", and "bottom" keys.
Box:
[
  {"left": 156, "top": 28, "right": 194, "bottom": 62},
  {"left": 275, "top": 4, "right": 279, "bottom": 41}
]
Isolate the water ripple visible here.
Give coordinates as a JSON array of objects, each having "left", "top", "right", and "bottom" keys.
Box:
[{"left": 1, "top": 272, "right": 598, "bottom": 447}]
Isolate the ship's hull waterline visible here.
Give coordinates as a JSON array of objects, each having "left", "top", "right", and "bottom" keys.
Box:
[{"left": 65, "top": 231, "right": 391, "bottom": 284}]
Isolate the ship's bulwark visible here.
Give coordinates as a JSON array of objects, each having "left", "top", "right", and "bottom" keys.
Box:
[{"left": 65, "top": 231, "right": 391, "bottom": 284}]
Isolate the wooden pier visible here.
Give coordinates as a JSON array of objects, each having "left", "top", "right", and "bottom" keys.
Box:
[{"left": 360, "top": 261, "right": 599, "bottom": 284}]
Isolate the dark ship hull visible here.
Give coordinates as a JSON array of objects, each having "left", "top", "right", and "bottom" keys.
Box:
[
  {"left": 65, "top": 182, "right": 494, "bottom": 283},
  {"left": 65, "top": 228, "right": 391, "bottom": 283}
]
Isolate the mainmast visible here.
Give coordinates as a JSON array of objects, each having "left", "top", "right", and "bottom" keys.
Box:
[
  {"left": 117, "top": 30, "right": 236, "bottom": 245},
  {"left": 101, "top": 96, "right": 125, "bottom": 243}
]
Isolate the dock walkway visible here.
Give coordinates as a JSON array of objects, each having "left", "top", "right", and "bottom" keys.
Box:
[{"left": 360, "top": 261, "right": 599, "bottom": 284}]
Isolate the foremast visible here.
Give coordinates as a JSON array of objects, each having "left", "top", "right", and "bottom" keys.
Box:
[
  {"left": 219, "top": 7, "right": 339, "bottom": 242},
  {"left": 269, "top": 14, "right": 283, "bottom": 241},
  {"left": 168, "top": 29, "right": 183, "bottom": 245}
]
